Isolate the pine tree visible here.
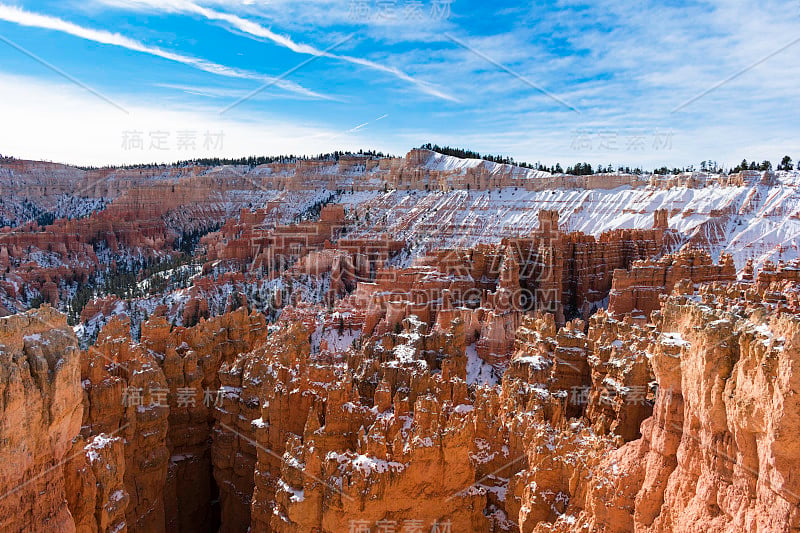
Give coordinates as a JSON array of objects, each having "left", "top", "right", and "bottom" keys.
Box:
[{"left": 735, "top": 159, "right": 748, "bottom": 173}]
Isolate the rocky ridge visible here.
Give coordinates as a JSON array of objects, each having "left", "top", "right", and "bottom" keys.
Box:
[
  {"left": 1, "top": 149, "right": 800, "bottom": 532},
  {"left": 3, "top": 269, "right": 798, "bottom": 531}
]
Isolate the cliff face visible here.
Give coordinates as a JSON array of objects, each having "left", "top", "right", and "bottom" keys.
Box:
[
  {"left": 64, "top": 433, "right": 128, "bottom": 533},
  {"left": 0, "top": 307, "right": 83, "bottom": 532},
  {"left": 608, "top": 248, "right": 737, "bottom": 318},
  {"left": 3, "top": 156, "right": 800, "bottom": 533},
  {"left": 0, "top": 304, "right": 274, "bottom": 533},
  {"left": 567, "top": 283, "right": 800, "bottom": 532},
  {"left": 250, "top": 318, "right": 488, "bottom": 533},
  {"left": 79, "top": 307, "right": 268, "bottom": 532},
  {"left": 5, "top": 277, "right": 800, "bottom": 533}
]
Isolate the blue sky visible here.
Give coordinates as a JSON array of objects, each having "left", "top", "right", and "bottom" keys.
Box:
[{"left": 0, "top": 0, "right": 797, "bottom": 167}]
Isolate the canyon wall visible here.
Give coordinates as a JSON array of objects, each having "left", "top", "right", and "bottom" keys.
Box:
[
  {"left": 2, "top": 150, "right": 799, "bottom": 532},
  {"left": 608, "top": 248, "right": 737, "bottom": 318},
  {"left": 568, "top": 282, "right": 800, "bottom": 532},
  {"left": 0, "top": 307, "right": 83, "bottom": 532},
  {"left": 3, "top": 275, "right": 800, "bottom": 532}
]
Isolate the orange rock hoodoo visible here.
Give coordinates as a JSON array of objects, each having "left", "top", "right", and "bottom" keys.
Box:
[
  {"left": 2, "top": 153, "right": 799, "bottom": 533},
  {"left": 3, "top": 262, "right": 799, "bottom": 533}
]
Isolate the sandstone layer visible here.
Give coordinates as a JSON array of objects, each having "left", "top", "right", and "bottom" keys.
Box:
[{"left": 2, "top": 150, "right": 800, "bottom": 533}]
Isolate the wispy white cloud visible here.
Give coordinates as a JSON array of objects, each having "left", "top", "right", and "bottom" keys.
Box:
[
  {"left": 155, "top": 83, "right": 246, "bottom": 99},
  {"left": 0, "top": 3, "right": 330, "bottom": 99},
  {"left": 0, "top": 72, "right": 382, "bottom": 166},
  {"left": 349, "top": 113, "right": 388, "bottom": 132},
  {"left": 2, "top": 0, "right": 799, "bottom": 167},
  {"left": 92, "top": 0, "right": 458, "bottom": 101},
  {"left": 396, "top": 0, "right": 800, "bottom": 166}
]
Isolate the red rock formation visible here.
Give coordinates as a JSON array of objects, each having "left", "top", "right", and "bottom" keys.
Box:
[
  {"left": 0, "top": 307, "right": 83, "bottom": 532},
  {"left": 608, "top": 247, "right": 737, "bottom": 318},
  {"left": 583, "top": 310, "right": 654, "bottom": 441},
  {"left": 77, "top": 307, "right": 267, "bottom": 532},
  {"left": 565, "top": 282, "right": 800, "bottom": 532},
  {"left": 7, "top": 275, "right": 800, "bottom": 533},
  {"left": 5, "top": 153, "right": 800, "bottom": 533},
  {"left": 243, "top": 316, "right": 489, "bottom": 533},
  {"left": 205, "top": 203, "right": 349, "bottom": 269},
  {"left": 341, "top": 209, "right": 672, "bottom": 370},
  {"left": 64, "top": 433, "right": 129, "bottom": 533}
]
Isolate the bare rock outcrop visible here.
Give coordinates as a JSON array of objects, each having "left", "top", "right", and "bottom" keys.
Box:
[
  {"left": 64, "top": 434, "right": 129, "bottom": 533},
  {"left": 0, "top": 307, "right": 83, "bottom": 532},
  {"left": 568, "top": 283, "right": 800, "bottom": 532}
]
